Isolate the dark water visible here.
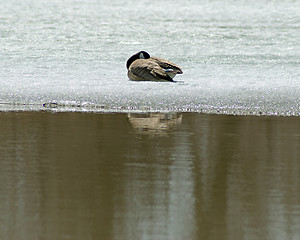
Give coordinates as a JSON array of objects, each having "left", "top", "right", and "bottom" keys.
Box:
[
  {"left": 0, "top": 112, "right": 299, "bottom": 240},
  {"left": 1, "top": 0, "right": 300, "bottom": 115}
]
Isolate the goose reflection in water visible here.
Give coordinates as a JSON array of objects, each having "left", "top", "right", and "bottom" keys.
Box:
[{"left": 127, "top": 113, "right": 182, "bottom": 135}]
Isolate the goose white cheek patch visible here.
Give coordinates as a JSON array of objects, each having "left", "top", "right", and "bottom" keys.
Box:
[{"left": 139, "top": 53, "right": 145, "bottom": 59}]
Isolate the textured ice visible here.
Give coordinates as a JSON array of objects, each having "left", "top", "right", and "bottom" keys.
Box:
[{"left": 1, "top": 0, "right": 300, "bottom": 116}]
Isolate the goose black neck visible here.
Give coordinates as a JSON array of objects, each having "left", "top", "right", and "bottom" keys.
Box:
[{"left": 126, "top": 51, "right": 150, "bottom": 69}]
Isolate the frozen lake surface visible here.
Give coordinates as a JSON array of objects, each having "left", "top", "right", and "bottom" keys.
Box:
[{"left": 1, "top": 0, "right": 300, "bottom": 115}]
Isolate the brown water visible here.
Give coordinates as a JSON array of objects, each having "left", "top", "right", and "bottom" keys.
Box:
[{"left": 0, "top": 112, "right": 299, "bottom": 240}]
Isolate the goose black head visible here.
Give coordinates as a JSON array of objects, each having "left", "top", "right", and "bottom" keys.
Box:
[{"left": 126, "top": 51, "right": 151, "bottom": 69}]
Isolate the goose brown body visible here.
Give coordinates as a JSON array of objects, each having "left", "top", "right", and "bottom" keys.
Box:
[{"left": 126, "top": 51, "right": 183, "bottom": 82}]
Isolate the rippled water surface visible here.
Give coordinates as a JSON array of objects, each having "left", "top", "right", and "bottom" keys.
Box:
[
  {"left": 0, "top": 112, "right": 300, "bottom": 240},
  {"left": 1, "top": 0, "right": 300, "bottom": 114}
]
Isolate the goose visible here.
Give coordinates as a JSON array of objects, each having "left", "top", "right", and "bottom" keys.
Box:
[{"left": 126, "top": 51, "right": 183, "bottom": 82}]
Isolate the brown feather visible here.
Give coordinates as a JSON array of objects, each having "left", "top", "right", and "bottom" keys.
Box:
[
  {"left": 127, "top": 53, "right": 183, "bottom": 82},
  {"left": 129, "top": 59, "right": 173, "bottom": 81},
  {"left": 150, "top": 57, "right": 183, "bottom": 74}
]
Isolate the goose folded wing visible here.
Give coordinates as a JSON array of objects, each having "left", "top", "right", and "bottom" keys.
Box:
[
  {"left": 130, "top": 60, "right": 173, "bottom": 81},
  {"left": 150, "top": 57, "right": 183, "bottom": 74}
]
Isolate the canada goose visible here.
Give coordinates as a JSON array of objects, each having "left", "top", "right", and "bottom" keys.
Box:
[{"left": 126, "top": 51, "right": 183, "bottom": 82}]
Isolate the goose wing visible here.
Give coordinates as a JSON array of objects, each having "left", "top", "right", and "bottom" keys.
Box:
[
  {"left": 150, "top": 57, "right": 183, "bottom": 74},
  {"left": 129, "top": 59, "right": 173, "bottom": 81}
]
